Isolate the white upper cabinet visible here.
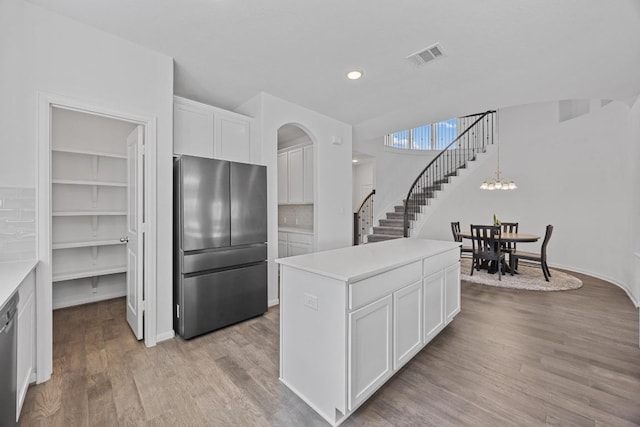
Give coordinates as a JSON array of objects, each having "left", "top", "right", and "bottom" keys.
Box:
[
  {"left": 215, "top": 115, "right": 251, "bottom": 163},
  {"left": 288, "top": 147, "right": 304, "bottom": 203},
  {"left": 303, "top": 145, "right": 314, "bottom": 204},
  {"left": 278, "top": 144, "right": 313, "bottom": 205},
  {"left": 173, "top": 96, "right": 255, "bottom": 163},
  {"left": 277, "top": 152, "right": 288, "bottom": 204},
  {"left": 173, "top": 101, "right": 214, "bottom": 158}
]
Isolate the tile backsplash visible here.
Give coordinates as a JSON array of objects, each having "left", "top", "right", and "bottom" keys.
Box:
[
  {"left": 0, "top": 186, "right": 36, "bottom": 262},
  {"left": 278, "top": 204, "right": 313, "bottom": 230}
]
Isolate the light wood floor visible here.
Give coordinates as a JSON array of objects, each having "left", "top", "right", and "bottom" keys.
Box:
[{"left": 20, "top": 272, "right": 640, "bottom": 426}]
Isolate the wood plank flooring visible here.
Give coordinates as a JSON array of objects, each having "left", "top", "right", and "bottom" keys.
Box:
[{"left": 20, "top": 271, "right": 640, "bottom": 426}]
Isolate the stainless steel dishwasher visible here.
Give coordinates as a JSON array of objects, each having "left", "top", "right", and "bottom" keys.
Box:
[{"left": 0, "top": 293, "right": 19, "bottom": 427}]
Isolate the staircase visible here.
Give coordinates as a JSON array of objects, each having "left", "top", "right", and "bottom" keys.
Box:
[{"left": 367, "top": 111, "right": 496, "bottom": 243}]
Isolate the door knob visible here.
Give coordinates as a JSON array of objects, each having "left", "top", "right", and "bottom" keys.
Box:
[{"left": 120, "top": 237, "right": 129, "bottom": 243}]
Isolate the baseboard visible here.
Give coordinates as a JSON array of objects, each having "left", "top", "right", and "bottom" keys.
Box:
[
  {"left": 268, "top": 298, "right": 280, "bottom": 307},
  {"left": 550, "top": 262, "right": 639, "bottom": 308},
  {"left": 156, "top": 330, "right": 175, "bottom": 343}
]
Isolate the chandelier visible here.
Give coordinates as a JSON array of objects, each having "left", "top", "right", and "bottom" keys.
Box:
[{"left": 480, "top": 136, "right": 517, "bottom": 191}]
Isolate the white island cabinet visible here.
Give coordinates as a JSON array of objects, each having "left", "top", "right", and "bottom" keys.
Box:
[{"left": 276, "top": 238, "right": 460, "bottom": 426}]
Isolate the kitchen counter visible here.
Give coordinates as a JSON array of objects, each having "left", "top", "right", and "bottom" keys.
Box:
[
  {"left": 277, "top": 226, "right": 314, "bottom": 235},
  {"left": 276, "top": 237, "right": 460, "bottom": 283},
  {"left": 277, "top": 238, "right": 461, "bottom": 426},
  {"left": 0, "top": 260, "right": 38, "bottom": 307}
]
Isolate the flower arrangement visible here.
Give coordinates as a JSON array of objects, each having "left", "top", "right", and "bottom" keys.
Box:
[{"left": 493, "top": 213, "right": 501, "bottom": 227}]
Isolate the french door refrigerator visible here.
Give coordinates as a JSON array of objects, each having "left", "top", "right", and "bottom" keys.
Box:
[{"left": 174, "top": 155, "right": 267, "bottom": 339}]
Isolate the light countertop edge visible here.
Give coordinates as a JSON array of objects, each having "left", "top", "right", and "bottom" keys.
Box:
[
  {"left": 0, "top": 260, "right": 39, "bottom": 307},
  {"left": 276, "top": 238, "right": 460, "bottom": 284}
]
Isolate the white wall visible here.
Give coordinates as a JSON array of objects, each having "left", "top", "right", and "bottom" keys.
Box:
[
  {"left": 352, "top": 160, "right": 374, "bottom": 212},
  {"left": 0, "top": 0, "right": 175, "bottom": 347},
  {"left": 237, "top": 93, "right": 353, "bottom": 305},
  {"left": 631, "top": 96, "right": 640, "bottom": 305},
  {"left": 353, "top": 137, "right": 439, "bottom": 223},
  {"left": 417, "top": 100, "right": 638, "bottom": 304}
]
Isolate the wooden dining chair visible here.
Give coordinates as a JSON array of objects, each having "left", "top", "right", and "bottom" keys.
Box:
[
  {"left": 470, "top": 224, "right": 506, "bottom": 280},
  {"left": 510, "top": 225, "right": 554, "bottom": 281},
  {"left": 500, "top": 221, "right": 519, "bottom": 268},
  {"left": 450, "top": 221, "right": 473, "bottom": 257}
]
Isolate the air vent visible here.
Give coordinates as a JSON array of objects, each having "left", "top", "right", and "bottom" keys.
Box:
[{"left": 407, "top": 43, "right": 447, "bottom": 67}]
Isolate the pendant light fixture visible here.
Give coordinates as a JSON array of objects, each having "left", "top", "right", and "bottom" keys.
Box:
[{"left": 480, "top": 135, "right": 517, "bottom": 191}]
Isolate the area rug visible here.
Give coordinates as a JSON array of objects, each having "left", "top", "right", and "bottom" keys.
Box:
[{"left": 460, "top": 258, "right": 582, "bottom": 291}]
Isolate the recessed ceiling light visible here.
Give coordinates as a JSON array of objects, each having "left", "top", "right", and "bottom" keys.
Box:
[
  {"left": 346, "top": 70, "right": 363, "bottom": 80},
  {"left": 352, "top": 159, "right": 359, "bottom": 163}
]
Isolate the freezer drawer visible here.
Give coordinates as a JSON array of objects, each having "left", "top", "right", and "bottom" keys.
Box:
[
  {"left": 179, "top": 262, "right": 267, "bottom": 339},
  {"left": 182, "top": 244, "right": 267, "bottom": 275}
]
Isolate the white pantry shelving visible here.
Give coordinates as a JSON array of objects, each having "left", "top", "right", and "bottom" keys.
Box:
[
  {"left": 52, "top": 211, "right": 127, "bottom": 216},
  {"left": 50, "top": 108, "right": 134, "bottom": 308}
]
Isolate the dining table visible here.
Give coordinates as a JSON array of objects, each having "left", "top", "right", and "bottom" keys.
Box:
[
  {"left": 458, "top": 231, "right": 540, "bottom": 274},
  {"left": 458, "top": 231, "right": 540, "bottom": 243}
]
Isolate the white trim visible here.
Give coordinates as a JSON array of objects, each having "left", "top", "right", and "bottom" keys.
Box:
[
  {"left": 155, "top": 329, "right": 175, "bottom": 343},
  {"left": 550, "top": 262, "right": 639, "bottom": 308},
  {"left": 279, "top": 378, "right": 347, "bottom": 427},
  {"left": 268, "top": 298, "right": 280, "bottom": 307},
  {"left": 36, "top": 92, "right": 159, "bottom": 384}
]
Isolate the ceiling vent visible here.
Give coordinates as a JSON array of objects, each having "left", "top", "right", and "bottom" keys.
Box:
[{"left": 407, "top": 43, "right": 446, "bottom": 67}]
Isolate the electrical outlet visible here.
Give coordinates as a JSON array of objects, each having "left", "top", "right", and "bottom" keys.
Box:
[{"left": 303, "top": 293, "right": 318, "bottom": 310}]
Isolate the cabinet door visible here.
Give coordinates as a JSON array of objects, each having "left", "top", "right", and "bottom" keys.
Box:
[
  {"left": 278, "top": 241, "right": 288, "bottom": 258},
  {"left": 288, "top": 148, "right": 304, "bottom": 204},
  {"left": 17, "top": 271, "right": 36, "bottom": 418},
  {"left": 423, "top": 270, "right": 445, "bottom": 344},
  {"left": 215, "top": 114, "right": 252, "bottom": 163},
  {"left": 444, "top": 263, "right": 461, "bottom": 323},
  {"left": 173, "top": 102, "right": 214, "bottom": 157},
  {"left": 303, "top": 145, "right": 314, "bottom": 203},
  {"left": 277, "top": 152, "right": 288, "bottom": 204},
  {"left": 393, "top": 281, "right": 423, "bottom": 369},
  {"left": 348, "top": 295, "right": 392, "bottom": 411},
  {"left": 287, "top": 242, "right": 311, "bottom": 257}
]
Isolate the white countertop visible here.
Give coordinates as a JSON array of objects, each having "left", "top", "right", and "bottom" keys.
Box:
[
  {"left": 276, "top": 238, "right": 460, "bottom": 283},
  {"left": 0, "top": 260, "right": 38, "bottom": 307},
  {"left": 278, "top": 227, "right": 314, "bottom": 235}
]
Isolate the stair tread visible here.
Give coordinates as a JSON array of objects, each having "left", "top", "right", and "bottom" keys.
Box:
[{"left": 367, "top": 234, "right": 403, "bottom": 242}]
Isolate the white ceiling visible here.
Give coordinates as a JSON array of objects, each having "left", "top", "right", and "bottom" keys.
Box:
[{"left": 27, "top": 0, "right": 640, "bottom": 140}]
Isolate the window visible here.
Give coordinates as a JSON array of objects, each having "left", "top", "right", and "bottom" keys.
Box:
[{"left": 385, "top": 118, "right": 458, "bottom": 151}]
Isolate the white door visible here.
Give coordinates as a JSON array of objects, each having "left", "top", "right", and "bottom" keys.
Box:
[{"left": 126, "top": 126, "right": 144, "bottom": 340}]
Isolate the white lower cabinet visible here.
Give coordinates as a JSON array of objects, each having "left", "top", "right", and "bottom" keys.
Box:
[
  {"left": 348, "top": 295, "right": 393, "bottom": 411},
  {"left": 445, "top": 263, "right": 461, "bottom": 322},
  {"left": 278, "top": 241, "right": 287, "bottom": 258},
  {"left": 393, "top": 281, "right": 423, "bottom": 369},
  {"left": 278, "top": 230, "right": 314, "bottom": 257},
  {"left": 16, "top": 270, "right": 36, "bottom": 421},
  {"left": 423, "top": 271, "right": 445, "bottom": 343}
]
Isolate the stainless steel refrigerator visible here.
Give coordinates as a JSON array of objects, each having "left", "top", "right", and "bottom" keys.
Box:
[{"left": 174, "top": 155, "right": 267, "bottom": 339}]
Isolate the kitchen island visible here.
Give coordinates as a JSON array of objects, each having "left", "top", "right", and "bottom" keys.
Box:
[{"left": 276, "top": 238, "right": 461, "bottom": 426}]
